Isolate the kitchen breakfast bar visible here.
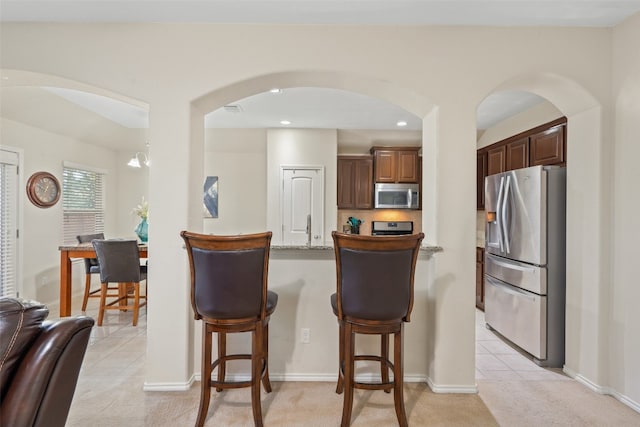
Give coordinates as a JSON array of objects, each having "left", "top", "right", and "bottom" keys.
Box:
[{"left": 260, "top": 243, "right": 442, "bottom": 382}]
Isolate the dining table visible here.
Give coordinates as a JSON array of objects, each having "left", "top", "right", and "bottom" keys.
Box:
[{"left": 57, "top": 242, "right": 148, "bottom": 317}]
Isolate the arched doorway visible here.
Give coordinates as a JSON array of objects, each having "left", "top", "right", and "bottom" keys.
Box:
[{"left": 475, "top": 72, "right": 605, "bottom": 382}]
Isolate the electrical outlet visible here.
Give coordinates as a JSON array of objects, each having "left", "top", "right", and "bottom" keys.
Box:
[{"left": 301, "top": 328, "right": 311, "bottom": 344}]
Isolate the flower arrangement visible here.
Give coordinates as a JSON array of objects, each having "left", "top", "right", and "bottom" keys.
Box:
[{"left": 132, "top": 197, "right": 149, "bottom": 221}]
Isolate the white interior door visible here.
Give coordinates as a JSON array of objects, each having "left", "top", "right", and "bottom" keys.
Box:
[
  {"left": 1, "top": 149, "right": 20, "bottom": 297},
  {"left": 281, "top": 167, "right": 324, "bottom": 246}
]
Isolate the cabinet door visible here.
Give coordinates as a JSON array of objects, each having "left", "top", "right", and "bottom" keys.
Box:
[
  {"left": 374, "top": 150, "right": 396, "bottom": 182},
  {"left": 506, "top": 137, "right": 529, "bottom": 171},
  {"left": 487, "top": 145, "right": 506, "bottom": 176},
  {"left": 337, "top": 158, "right": 356, "bottom": 209},
  {"left": 354, "top": 158, "right": 373, "bottom": 209},
  {"left": 396, "top": 150, "right": 419, "bottom": 183},
  {"left": 477, "top": 151, "right": 488, "bottom": 210},
  {"left": 530, "top": 125, "right": 565, "bottom": 166}
]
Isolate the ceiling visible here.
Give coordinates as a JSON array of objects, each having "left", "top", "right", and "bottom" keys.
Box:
[
  {"left": 2, "top": 1, "right": 639, "bottom": 26},
  {"left": 1, "top": 1, "right": 638, "bottom": 150}
]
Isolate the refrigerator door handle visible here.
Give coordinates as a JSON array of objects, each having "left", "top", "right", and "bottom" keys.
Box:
[
  {"left": 486, "top": 276, "right": 536, "bottom": 301},
  {"left": 496, "top": 176, "right": 505, "bottom": 252},
  {"left": 487, "top": 254, "right": 538, "bottom": 273},
  {"left": 502, "top": 175, "right": 512, "bottom": 254}
]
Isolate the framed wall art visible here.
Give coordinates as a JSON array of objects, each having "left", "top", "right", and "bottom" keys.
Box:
[{"left": 203, "top": 176, "right": 218, "bottom": 218}]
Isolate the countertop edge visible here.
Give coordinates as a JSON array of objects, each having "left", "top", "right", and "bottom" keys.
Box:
[{"left": 271, "top": 245, "right": 443, "bottom": 253}]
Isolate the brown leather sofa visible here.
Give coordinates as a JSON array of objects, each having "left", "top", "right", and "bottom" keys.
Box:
[{"left": 0, "top": 297, "right": 94, "bottom": 427}]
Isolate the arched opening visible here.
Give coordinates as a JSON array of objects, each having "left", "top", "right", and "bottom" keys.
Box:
[
  {"left": 180, "top": 71, "right": 441, "bottom": 384},
  {"left": 1, "top": 69, "right": 150, "bottom": 304},
  {"left": 475, "top": 72, "right": 605, "bottom": 382}
]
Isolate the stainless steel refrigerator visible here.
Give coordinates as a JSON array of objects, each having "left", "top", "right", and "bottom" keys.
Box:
[{"left": 484, "top": 165, "right": 566, "bottom": 367}]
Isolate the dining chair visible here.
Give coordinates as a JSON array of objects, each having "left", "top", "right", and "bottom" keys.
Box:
[
  {"left": 91, "top": 239, "right": 147, "bottom": 326},
  {"left": 331, "top": 231, "right": 424, "bottom": 427},
  {"left": 180, "top": 230, "right": 277, "bottom": 427},
  {"left": 76, "top": 233, "right": 105, "bottom": 311}
]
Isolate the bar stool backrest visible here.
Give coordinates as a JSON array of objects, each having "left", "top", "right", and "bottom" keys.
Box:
[
  {"left": 332, "top": 232, "right": 424, "bottom": 322},
  {"left": 180, "top": 231, "right": 272, "bottom": 321}
]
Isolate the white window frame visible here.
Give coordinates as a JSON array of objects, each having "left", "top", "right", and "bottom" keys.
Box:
[
  {"left": 1, "top": 147, "right": 23, "bottom": 298},
  {"left": 62, "top": 161, "right": 107, "bottom": 245}
]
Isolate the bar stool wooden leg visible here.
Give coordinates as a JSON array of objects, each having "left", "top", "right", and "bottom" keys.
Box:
[
  {"left": 393, "top": 326, "right": 408, "bottom": 427},
  {"left": 251, "top": 323, "right": 264, "bottom": 427},
  {"left": 381, "top": 333, "right": 390, "bottom": 393},
  {"left": 261, "top": 322, "right": 272, "bottom": 393},
  {"left": 336, "top": 321, "right": 344, "bottom": 394},
  {"left": 341, "top": 323, "right": 355, "bottom": 427},
  {"left": 196, "top": 324, "right": 212, "bottom": 427},
  {"left": 216, "top": 333, "right": 226, "bottom": 392}
]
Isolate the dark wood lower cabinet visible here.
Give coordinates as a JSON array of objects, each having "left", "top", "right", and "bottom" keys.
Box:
[{"left": 476, "top": 247, "right": 485, "bottom": 311}]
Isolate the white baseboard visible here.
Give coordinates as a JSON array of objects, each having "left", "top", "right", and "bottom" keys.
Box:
[
  {"left": 563, "top": 367, "right": 640, "bottom": 414},
  {"left": 143, "top": 372, "right": 478, "bottom": 394},
  {"left": 426, "top": 377, "right": 479, "bottom": 394},
  {"left": 192, "top": 373, "right": 430, "bottom": 383},
  {"left": 143, "top": 374, "right": 195, "bottom": 391}
]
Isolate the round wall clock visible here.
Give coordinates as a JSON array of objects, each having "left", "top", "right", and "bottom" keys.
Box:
[{"left": 26, "top": 171, "right": 61, "bottom": 208}]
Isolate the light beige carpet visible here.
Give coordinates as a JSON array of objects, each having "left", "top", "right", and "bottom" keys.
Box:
[{"left": 146, "top": 382, "right": 498, "bottom": 427}]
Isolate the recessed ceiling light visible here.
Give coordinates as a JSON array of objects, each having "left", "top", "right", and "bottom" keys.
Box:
[
  {"left": 280, "top": 120, "right": 291, "bottom": 125},
  {"left": 396, "top": 121, "right": 408, "bottom": 127},
  {"left": 270, "top": 88, "right": 282, "bottom": 94}
]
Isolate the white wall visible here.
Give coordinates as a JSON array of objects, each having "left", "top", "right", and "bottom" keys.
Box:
[
  {"left": 0, "top": 117, "right": 121, "bottom": 303},
  {"left": 611, "top": 12, "right": 640, "bottom": 407},
  {"left": 117, "top": 151, "right": 149, "bottom": 239},
  {"left": 203, "top": 128, "right": 267, "bottom": 235},
  {"left": 1, "top": 21, "right": 638, "bottom": 408}
]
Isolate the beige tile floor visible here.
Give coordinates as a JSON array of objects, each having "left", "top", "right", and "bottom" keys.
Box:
[
  {"left": 49, "top": 296, "right": 639, "bottom": 426},
  {"left": 474, "top": 309, "right": 571, "bottom": 382}
]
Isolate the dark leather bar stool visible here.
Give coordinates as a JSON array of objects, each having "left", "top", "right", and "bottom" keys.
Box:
[
  {"left": 180, "top": 230, "right": 277, "bottom": 427},
  {"left": 92, "top": 239, "right": 147, "bottom": 326},
  {"left": 331, "top": 231, "right": 424, "bottom": 427},
  {"left": 76, "top": 233, "right": 104, "bottom": 311}
]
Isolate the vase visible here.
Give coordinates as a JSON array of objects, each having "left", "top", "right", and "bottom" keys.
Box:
[{"left": 135, "top": 218, "right": 148, "bottom": 243}]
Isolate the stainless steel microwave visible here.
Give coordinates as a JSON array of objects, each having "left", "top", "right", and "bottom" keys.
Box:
[{"left": 374, "top": 183, "right": 420, "bottom": 209}]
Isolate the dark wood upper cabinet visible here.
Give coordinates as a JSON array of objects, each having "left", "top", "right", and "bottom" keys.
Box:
[
  {"left": 371, "top": 147, "right": 420, "bottom": 183},
  {"left": 337, "top": 156, "right": 373, "bottom": 209},
  {"left": 487, "top": 145, "right": 506, "bottom": 176},
  {"left": 372, "top": 150, "right": 396, "bottom": 182},
  {"left": 397, "top": 150, "right": 420, "bottom": 182},
  {"left": 506, "top": 137, "right": 529, "bottom": 171},
  {"left": 477, "top": 117, "right": 567, "bottom": 210},
  {"left": 530, "top": 125, "right": 565, "bottom": 166}
]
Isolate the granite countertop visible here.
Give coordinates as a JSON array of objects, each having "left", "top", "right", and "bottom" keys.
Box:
[{"left": 271, "top": 244, "right": 443, "bottom": 254}]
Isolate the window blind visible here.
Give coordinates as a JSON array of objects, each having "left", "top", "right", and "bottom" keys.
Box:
[
  {"left": 1, "top": 150, "right": 19, "bottom": 297},
  {"left": 63, "top": 165, "right": 105, "bottom": 245}
]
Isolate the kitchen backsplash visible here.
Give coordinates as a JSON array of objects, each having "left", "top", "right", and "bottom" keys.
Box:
[{"left": 337, "top": 209, "right": 422, "bottom": 235}]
